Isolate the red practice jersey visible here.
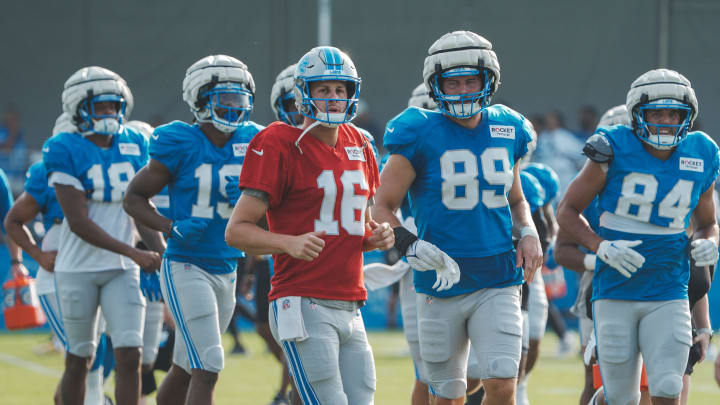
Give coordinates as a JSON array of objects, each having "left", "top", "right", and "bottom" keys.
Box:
[{"left": 239, "top": 122, "right": 380, "bottom": 301}]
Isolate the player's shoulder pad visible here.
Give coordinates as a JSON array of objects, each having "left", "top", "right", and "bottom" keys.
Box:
[
  {"left": 486, "top": 104, "right": 535, "bottom": 142},
  {"left": 120, "top": 124, "right": 146, "bottom": 143},
  {"left": 685, "top": 130, "right": 719, "bottom": 156},
  {"left": 151, "top": 120, "right": 199, "bottom": 149},
  {"left": 583, "top": 130, "right": 613, "bottom": 163},
  {"left": 384, "top": 106, "right": 439, "bottom": 147},
  {"left": 348, "top": 123, "right": 375, "bottom": 143},
  {"left": 248, "top": 121, "right": 295, "bottom": 151},
  {"left": 239, "top": 120, "right": 266, "bottom": 135}
]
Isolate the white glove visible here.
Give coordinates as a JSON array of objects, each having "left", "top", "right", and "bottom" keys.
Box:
[
  {"left": 406, "top": 240, "right": 461, "bottom": 291},
  {"left": 596, "top": 240, "right": 645, "bottom": 278},
  {"left": 690, "top": 239, "right": 719, "bottom": 266}
]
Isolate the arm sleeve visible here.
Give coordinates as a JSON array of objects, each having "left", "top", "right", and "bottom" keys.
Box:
[{"left": 238, "top": 131, "right": 288, "bottom": 209}]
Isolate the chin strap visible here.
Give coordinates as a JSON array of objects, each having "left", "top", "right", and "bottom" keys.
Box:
[{"left": 294, "top": 120, "right": 322, "bottom": 154}]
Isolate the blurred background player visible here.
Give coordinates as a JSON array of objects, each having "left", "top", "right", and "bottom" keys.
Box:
[
  {"left": 44, "top": 66, "right": 164, "bottom": 405},
  {"left": 124, "top": 54, "right": 263, "bottom": 405},
  {"left": 373, "top": 30, "right": 542, "bottom": 405},
  {"left": 124, "top": 119, "right": 170, "bottom": 405},
  {"left": 226, "top": 45, "right": 394, "bottom": 405},
  {"left": 557, "top": 69, "right": 718, "bottom": 405},
  {"left": 554, "top": 104, "right": 630, "bottom": 405},
  {"left": 4, "top": 112, "right": 114, "bottom": 405}
]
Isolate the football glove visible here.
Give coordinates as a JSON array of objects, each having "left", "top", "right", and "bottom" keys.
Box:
[
  {"left": 406, "top": 240, "right": 461, "bottom": 291},
  {"left": 171, "top": 218, "right": 211, "bottom": 244},
  {"left": 596, "top": 240, "right": 645, "bottom": 278},
  {"left": 690, "top": 238, "right": 718, "bottom": 267},
  {"left": 140, "top": 270, "right": 163, "bottom": 302},
  {"left": 225, "top": 175, "right": 242, "bottom": 206}
]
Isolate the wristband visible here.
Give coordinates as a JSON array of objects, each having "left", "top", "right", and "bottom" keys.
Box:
[
  {"left": 583, "top": 254, "right": 596, "bottom": 271},
  {"left": 696, "top": 328, "right": 714, "bottom": 340},
  {"left": 10, "top": 259, "right": 22, "bottom": 265},
  {"left": 393, "top": 226, "right": 418, "bottom": 255},
  {"left": 519, "top": 226, "right": 539, "bottom": 240}
]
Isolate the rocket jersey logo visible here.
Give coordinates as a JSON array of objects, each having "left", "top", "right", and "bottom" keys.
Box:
[
  {"left": 679, "top": 157, "right": 703, "bottom": 172},
  {"left": 489, "top": 125, "right": 515, "bottom": 140}
]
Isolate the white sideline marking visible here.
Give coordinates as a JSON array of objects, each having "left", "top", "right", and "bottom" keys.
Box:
[{"left": 0, "top": 351, "right": 62, "bottom": 377}]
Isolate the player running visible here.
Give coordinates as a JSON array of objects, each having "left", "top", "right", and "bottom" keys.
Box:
[
  {"left": 123, "top": 55, "right": 263, "bottom": 405},
  {"left": 226, "top": 46, "right": 394, "bottom": 405},
  {"left": 557, "top": 69, "right": 718, "bottom": 405},
  {"left": 372, "top": 31, "right": 543, "bottom": 405},
  {"left": 43, "top": 66, "right": 164, "bottom": 405}
]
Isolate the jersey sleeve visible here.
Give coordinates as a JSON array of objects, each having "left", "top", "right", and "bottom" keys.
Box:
[
  {"left": 0, "top": 169, "right": 12, "bottom": 233},
  {"left": 238, "top": 129, "right": 288, "bottom": 209},
  {"left": 149, "top": 124, "right": 184, "bottom": 173},
  {"left": 42, "top": 135, "right": 77, "bottom": 178},
  {"left": 383, "top": 108, "right": 425, "bottom": 170},
  {"left": 24, "top": 162, "right": 48, "bottom": 208},
  {"left": 514, "top": 114, "right": 535, "bottom": 162},
  {"left": 700, "top": 133, "right": 720, "bottom": 193}
]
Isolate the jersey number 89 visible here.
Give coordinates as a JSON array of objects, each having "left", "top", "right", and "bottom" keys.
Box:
[{"left": 440, "top": 148, "right": 513, "bottom": 210}]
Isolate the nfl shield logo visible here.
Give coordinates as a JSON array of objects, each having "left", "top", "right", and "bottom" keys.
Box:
[
  {"left": 282, "top": 299, "right": 291, "bottom": 310},
  {"left": 425, "top": 296, "right": 433, "bottom": 305}
]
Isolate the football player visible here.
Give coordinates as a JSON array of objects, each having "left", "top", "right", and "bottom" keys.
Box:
[
  {"left": 372, "top": 31, "right": 543, "bottom": 405},
  {"left": 4, "top": 113, "right": 113, "bottom": 405},
  {"left": 0, "top": 166, "right": 26, "bottom": 279},
  {"left": 226, "top": 46, "right": 394, "bottom": 404},
  {"left": 123, "top": 55, "right": 263, "bottom": 405},
  {"left": 557, "top": 69, "right": 718, "bottom": 405},
  {"left": 43, "top": 67, "right": 164, "bottom": 405}
]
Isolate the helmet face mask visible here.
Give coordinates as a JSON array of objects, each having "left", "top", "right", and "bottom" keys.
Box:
[
  {"left": 77, "top": 93, "right": 127, "bottom": 136},
  {"left": 199, "top": 82, "right": 253, "bottom": 133},
  {"left": 633, "top": 99, "right": 692, "bottom": 150},
  {"left": 275, "top": 91, "right": 302, "bottom": 127},
  {"left": 293, "top": 46, "right": 361, "bottom": 128},
  {"left": 423, "top": 31, "right": 500, "bottom": 120},
  {"left": 625, "top": 69, "right": 698, "bottom": 151},
  {"left": 431, "top": 67, "right": 493, "bottom": 118}
]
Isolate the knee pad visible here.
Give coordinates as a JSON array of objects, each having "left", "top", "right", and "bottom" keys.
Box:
[
  {"left": 69, "top": 341, "right": 97, "bottom": 358},
  {"left": 200, "top": 344, "right": 225, "bottom": 373},
  {"left": 488, "top": 354, "right": 520, "bottom": 379},
  {"left": 111, "top": 330, "right": 143, "bottom": 350},
  {"left": 430, "top": 379, "right": 466, "bottom": 399},
  {"left": 653, "top": 372, "right": 683, "bottom": 398}
]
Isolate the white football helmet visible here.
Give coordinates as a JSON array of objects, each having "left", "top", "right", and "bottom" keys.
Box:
[
  {"left": 408, "top": 83, "right": 437, "bottom": 110},
  {"left": 597, "top": 105, "right": 630, "bottom": 128},
  {"left": 125, "top": 120, "right": 154, "bottom": 139},
  {"left": 270, "top": 63, "right": 302, "bottom": 127},
  {"left": 626, "top": 69, "right": 697, "bottom": 149},
  {"left": 423, "top": 31, "right": 500, "bottom": 118},
  {"left": 52, "top": 113, "right": 76, "bottom": 136},
  {"left": 62, "top": 66, "right": 133, "bottom": 136},
  {"left": 293, "top": 46, "right": 361, "bottom": 128},
  {"left": 182, "top": 55, "right": 255, "bottom": 133}
]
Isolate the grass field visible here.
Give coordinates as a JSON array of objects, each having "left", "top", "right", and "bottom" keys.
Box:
[{"left": 1, "top": 330, "right": 719, "bottom": 404}]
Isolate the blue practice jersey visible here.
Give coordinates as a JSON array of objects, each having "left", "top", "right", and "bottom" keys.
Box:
[
  {"left": 150, "top": 120, "right": 264, "bottom": 274},
  {"left": 523, "top": 163, "right": 560, "bottom": 205},
  {"left": 0, "top": 168, "right": 12, "bottom": 233},
  {"left": 520, "top": 170, "right": 545, "bottom": 214},
  {"left": 593, "top": 126, "right": 720, "bottom": 301},
  {"left": 43, "top": 129, "right": 149, "bottom": 202},
  {"left": 384, "top": 105, "right": 534, "bottom": 297},
  {"left": 25, "top": 161, "right": 63, "bottom": 231}
]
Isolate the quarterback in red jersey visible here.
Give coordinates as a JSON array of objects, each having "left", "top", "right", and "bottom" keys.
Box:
[{"left": 226, "top": 46, "right": 393, "bottom": 405}]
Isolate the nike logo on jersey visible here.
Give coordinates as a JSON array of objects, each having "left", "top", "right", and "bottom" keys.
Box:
[
  {"left": 151, "top": 133, "right": 159, "bottom": 140},
  {"left": 252, "top": 148, "right": 264, "bottom": 156},
  {"left": 42, "top": 147, "right": 49, "bottom": 153},
  {"left": 679, "top": 157, "right": 703, "bottom": 172},
  {"left": 489, "top": 125, "right": 515, "bottom": 139},
  {"left": 172, "top": 226, "right": 183, "bottom": 238},
  {"left": 387, "top": 127, "right": 395, "bottom": 133}
]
